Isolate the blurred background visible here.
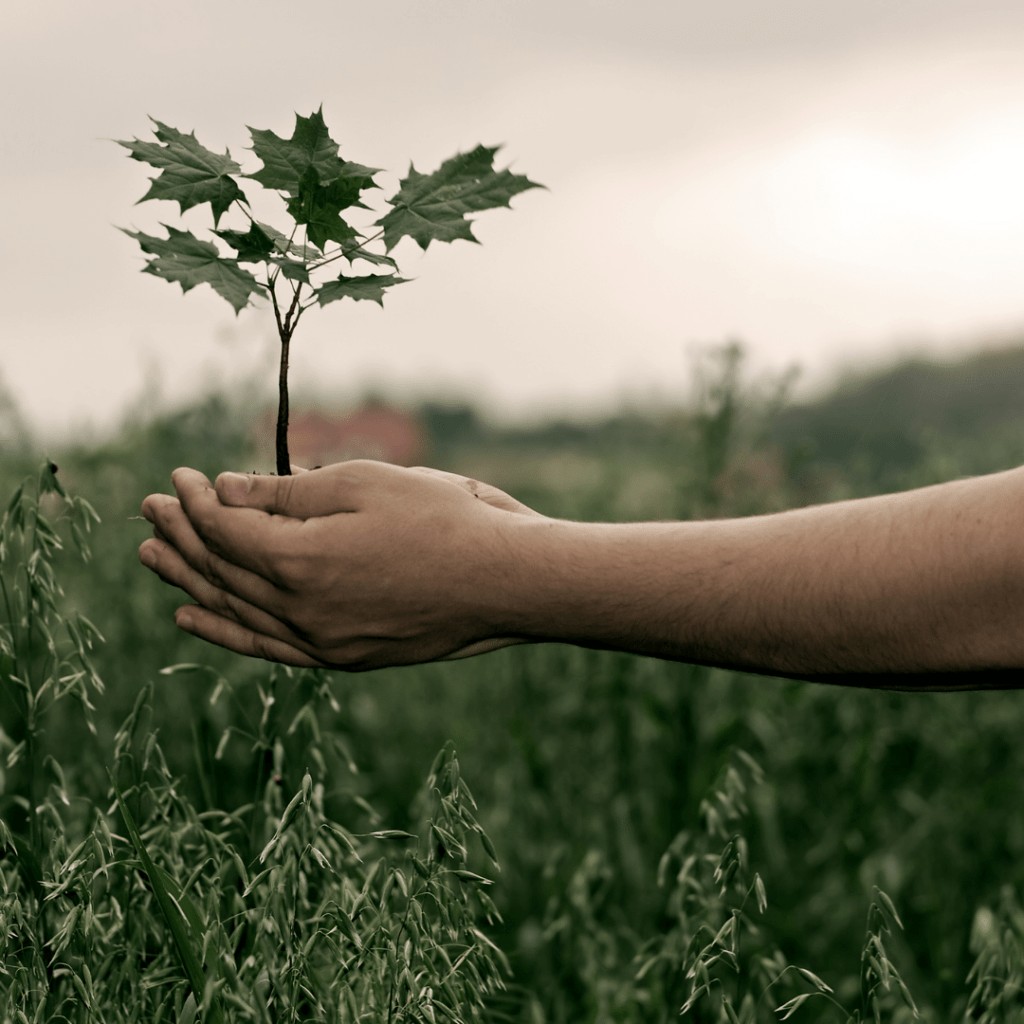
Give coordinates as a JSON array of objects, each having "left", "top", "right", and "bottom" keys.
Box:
[
  {"left": 2, "top": 0, "right": 1024, "bottom": 441},
  {"left": 4, "top": 2, "right": 1024, "bottom": 1020}
]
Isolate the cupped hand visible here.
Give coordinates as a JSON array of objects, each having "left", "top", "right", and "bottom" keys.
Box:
[{"left": 139, "top": 461, "right": 544, "bottom": 670}]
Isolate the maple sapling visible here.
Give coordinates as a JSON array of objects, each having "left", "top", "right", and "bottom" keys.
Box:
[{"left": 117, "top": 108, "right": 541, "bottom": 474}]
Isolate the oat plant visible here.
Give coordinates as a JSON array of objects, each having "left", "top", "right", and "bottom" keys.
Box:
[
  {"left": 0, "top": 460, "right": 101, "bottom": 880},
  {"left": 960, "top": 886, "right": 1024, "bottom": 1023},
  {"left": 634, "top": 750, "right": 919, "bottom": 1023},
  {"left": 0, "top": 464, "right": 506, "bottom": 1021}
]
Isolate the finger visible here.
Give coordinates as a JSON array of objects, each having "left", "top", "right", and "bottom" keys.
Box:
[
  {"left": 212, "top": 460, "right": 536, "bottom": 521},
  {"left": 170, "top": 468, "right": 312, "bottom": 582},
  {"left": 141, "top": 493, "right": 178, "bottom": 546},
  {"left": 141, "top": 467, "right": 307, "bottom": 522},
  {"left": 174, "top": 605, "right": 326, "bottom": 669},
  {"left": 144, "top": 487, "right": 292, "bottom": 607},
  {"left": 212, "top": 461, "right": 376, "bottom": 518},
  {"left": 139, "top": 536, "right": 308, "bottom": 648},
  {"left": 141, "top": 491, "right": 169, "bottom": 524},
  {"left": 440, "top": 636, "right": 533, "bottom": 660}
]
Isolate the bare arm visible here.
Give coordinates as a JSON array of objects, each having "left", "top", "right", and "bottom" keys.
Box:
[
  {"left": 139, "top": 461, "right": 1024, "bottom": 688},
  {"left": 503, "top": 469, "right": 1024, "bottom": 689}
]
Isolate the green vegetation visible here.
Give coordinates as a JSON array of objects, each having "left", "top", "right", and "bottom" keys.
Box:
[
  {"left": 116, "top": 109, "right": 540, "bottom": 474},
  {"left": 3, "top": 340, "right": 1024, "bottom": 1020}
]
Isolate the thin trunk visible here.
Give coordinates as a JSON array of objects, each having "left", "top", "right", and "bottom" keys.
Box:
[{"left": 276, "top": 331, "right": 291, "bottom": 476}]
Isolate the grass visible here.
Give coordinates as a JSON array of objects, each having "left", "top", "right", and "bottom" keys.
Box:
[
  {"left": 0, "top": 471, "right": 507, "bottom": 1022},
  {"left": 5, "top": 345, "right": 1024, "bottom": 1019}
]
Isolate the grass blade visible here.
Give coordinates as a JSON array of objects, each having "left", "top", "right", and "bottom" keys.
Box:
[{"left": 109, "top": 772, "right": 223, "bottom": 1024}]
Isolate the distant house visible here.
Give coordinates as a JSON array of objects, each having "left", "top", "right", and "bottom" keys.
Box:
[{"left": 261, "top": 401, "right": 424, "bottom": 468}]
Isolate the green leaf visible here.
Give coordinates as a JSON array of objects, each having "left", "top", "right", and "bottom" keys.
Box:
[
  {"left": 285, "top": 166, "right": 362, "bottom": 250},
  {"left": 109, "top": 773, "right": 223, "bottom": 1024},
  {"left": 122, "top": 225, "right": 266, "bottom": 314},
  {"left": 117, "top": 119, "right": 246, "bottom": 227},
  {"left": 255, "top": 221, "right": 321, "bottom": 259},
  {"left": 149, "top": 862, "right": 207, "bottom": 945},
  {"left": 214, "top": 223, "right": 276, "bottom": 263},
  {"left": 334, "top": 238, "right": 398, "bottom": 270},
  {"left": 315, "top": 273, "right": 409, "bottom": 307},
  {"left": 377, "top": 144, "right": 543, "bottom": 251},
  {"left": 247, "top": 107, "right": 380, "bottom": 195},
  {"left": 269, "top": 257, "right": 311, "bottom": 284}
]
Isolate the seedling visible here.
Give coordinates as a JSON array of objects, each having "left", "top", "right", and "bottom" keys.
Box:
[{"left": 116, "top": 108, "right": 541, "bottom": 474}]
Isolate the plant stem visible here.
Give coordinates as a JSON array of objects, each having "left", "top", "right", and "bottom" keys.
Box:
[
  {"left": 273, "top": 282, "right": 306, "bottom": 476},
  {"left": 25, "top": 497, "right": 39, "bottom": 860},
  {"left": 276, "top": 330, "right": 291, "bottom": 477}
]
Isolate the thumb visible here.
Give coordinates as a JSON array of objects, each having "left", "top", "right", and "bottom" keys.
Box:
[{"left": 215, "top": 464, "right": 355, "bottom": 519}]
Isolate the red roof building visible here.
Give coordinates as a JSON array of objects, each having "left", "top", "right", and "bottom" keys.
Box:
[{"left": 259, "top": 402, "right": 424, "bottom": 469}]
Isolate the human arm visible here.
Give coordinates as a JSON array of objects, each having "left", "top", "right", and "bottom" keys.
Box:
[{"left": 139, "top": 460, "right": 1024, "bottom": 688}]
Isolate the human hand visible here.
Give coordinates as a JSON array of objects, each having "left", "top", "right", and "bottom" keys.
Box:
[{"left": 139, "top": 461, "right": 543, "bottom": 670}]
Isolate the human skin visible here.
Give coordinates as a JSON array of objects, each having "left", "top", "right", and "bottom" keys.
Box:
[{"left": 138, "top": 460, "right": 1024, "bottom": 689}]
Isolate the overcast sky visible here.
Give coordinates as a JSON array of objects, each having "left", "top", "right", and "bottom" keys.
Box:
[{"left": 4, "top": 1, "right": 1024, "bottom": 440}]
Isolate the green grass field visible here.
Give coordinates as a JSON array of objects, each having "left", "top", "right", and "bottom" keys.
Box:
[{"left": 4, "top": 343, "right": 1024, "bottom": 1021}]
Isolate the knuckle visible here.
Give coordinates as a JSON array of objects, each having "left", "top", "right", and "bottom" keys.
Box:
[
  {"left": 275, "top": 551, "right": 311, "bottom": 591},
  {"left": 213, "top": 589, "right": 244, "bottom": 624},
  {"left": 200, "top": 549, "right": 229, "bottom": 590},
  {"left": 274, "top": 473, "right": 296, "bottom": 511},
  {"left": 249, "top": 632, "right": 274, "bottom": 663}
]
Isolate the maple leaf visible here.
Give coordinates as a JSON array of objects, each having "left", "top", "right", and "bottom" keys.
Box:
[
  {"left": 285, "top": 166, "right": 362, "bottom": 250},
  {"left": 268, "top": 257, "right": 310, "bottom": 284},
  {"left": 258, "top": 222, "right": 321, "bottom": 259},
  {"left": 335, "top": 239, "right": 398, "bottom": 270},
  {"left": 247, "top": 108, "right": 380, "bottom": 196},
  {"left": 376, "top": 145, "right": 543, "bottom": 251},
  {"left": 217, "top": 221, "right": 324, "bottom": 267},
  {"left": 214, "top": 223, "right": 276, "bottom": 262},
  {"left": 314, "top": 273, "right": 409, "bottom": 307},
  {"left": 117, "top": 119, "right": 247, "bottom": 227},
  {"left": 121, "top": 225, "right": 266, "bottom": 314}
]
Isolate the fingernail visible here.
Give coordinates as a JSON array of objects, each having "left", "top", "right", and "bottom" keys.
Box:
[
  {"left": 175, "top": 609, "right": 194, "bottom": 632},
  {"left": 219, "top": 472, "right": 252, "bottom": 505},
  {"left": 139, "top": 546, "right": 156, "bottom": 569}
]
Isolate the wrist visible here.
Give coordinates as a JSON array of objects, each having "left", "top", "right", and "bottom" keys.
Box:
[
  {"left": 483, "top": 514, "right": 643, "bottom": 649},
  {"left": 474, "top": 513, "right": 572, "bottom": 643}
]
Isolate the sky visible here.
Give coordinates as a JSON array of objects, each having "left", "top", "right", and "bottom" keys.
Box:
[{"left": 3, "top": 1, "right": 1024, "bottom": 440}]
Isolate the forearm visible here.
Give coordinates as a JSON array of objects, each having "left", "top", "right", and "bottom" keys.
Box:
[
  {"left": 145, "top": 461, "right": 1024, "bottom": 684},
  {"left": 495, "top": 467, "right": 1024, "bottom": 688}
]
